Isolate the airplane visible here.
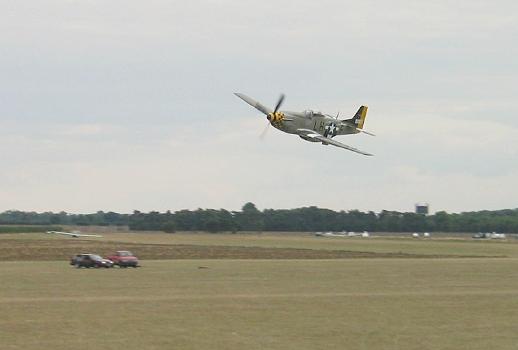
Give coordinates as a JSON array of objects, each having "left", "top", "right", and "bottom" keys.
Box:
[
  {"left": 315, "top": 231, "right": 347, "bottom": 237},
  {"left": 472, "top": 232, "right": 506, "bottom": 239},
  {"left": 45, "top": 230, "right": 103, "bottom": 238},
  {"left": 315, "top": 231, "right": 370, "bottom": 238},
  {"left": 235, "top": 93, "right": 374, "bottom": 156},
  {"left": 411, "top": 232, "right": 431, "bottom": 238},
  {"left": 345, "top": 231, "right": 370, "bottom": 237}
]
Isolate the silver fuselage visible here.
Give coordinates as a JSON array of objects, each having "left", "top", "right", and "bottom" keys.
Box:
[{"left": 272, "top": 110, "right": 358, "bottom": 138}]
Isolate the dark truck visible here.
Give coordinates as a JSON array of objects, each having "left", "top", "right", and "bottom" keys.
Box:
[{"left": 105, "top": 250, "right": 139, "bottom": 268}]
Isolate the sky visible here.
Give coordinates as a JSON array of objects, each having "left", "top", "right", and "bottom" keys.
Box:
[{"left": 1, "top": 0, "right": 517, "bottom": 214}]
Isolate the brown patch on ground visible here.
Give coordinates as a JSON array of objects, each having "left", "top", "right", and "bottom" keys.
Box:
[{"left": 0, "top": 238, "right": 489, "bottom": 261}]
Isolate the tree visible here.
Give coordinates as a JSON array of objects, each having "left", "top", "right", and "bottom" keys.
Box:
[{"left": 235, "top": 202, "right": 264, "bottom": 231}]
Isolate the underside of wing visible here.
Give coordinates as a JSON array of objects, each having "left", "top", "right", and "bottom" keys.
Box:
[{"left": 296, "top": 129, "right": 373, "bottom": 156}]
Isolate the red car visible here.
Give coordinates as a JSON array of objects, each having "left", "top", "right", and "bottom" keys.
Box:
[{"left": 105, "top": 251, "right": 139, "bottom": 268}]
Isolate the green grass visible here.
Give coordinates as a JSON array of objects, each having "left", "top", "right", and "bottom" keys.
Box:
[{"left": 1, "top": 259, "right": 518, "bottom": 350}]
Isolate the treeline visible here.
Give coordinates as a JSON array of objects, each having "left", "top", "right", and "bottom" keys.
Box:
[
  {"left": 1, "top": 203, "right": 518, "bottom": 233},
  {"left": 0, "top": 211, "right": 127, "bottom": 226},
  {"left": 0, "top": 226, "right": 62, "bottom": 234}
]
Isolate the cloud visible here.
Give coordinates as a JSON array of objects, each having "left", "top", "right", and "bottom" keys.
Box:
[{"left": 1, "top": 0, "right": 517, "bottom": 213}]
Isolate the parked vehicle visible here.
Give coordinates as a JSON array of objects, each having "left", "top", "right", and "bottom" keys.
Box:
[
  {"left": 71, "top": 254, "right": 114, "bottom": 268},
  {"left": 105, "top": 251, "right": 139, "bottom": 268},
  {"left": 70, "top": 254, "right": 82, "bottom": 266}
]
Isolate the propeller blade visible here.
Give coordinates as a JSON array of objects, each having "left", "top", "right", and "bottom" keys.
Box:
[
  {"left": 259, "top": 122, "right": 271, "bottom": 140},
  {"left": 273, "top": 94, "right": 285, "bottom": 113}
]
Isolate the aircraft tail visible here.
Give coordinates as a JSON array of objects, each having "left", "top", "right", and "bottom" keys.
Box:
[{"left": 345, "top": 106, "right": 368, "bottom": 129}]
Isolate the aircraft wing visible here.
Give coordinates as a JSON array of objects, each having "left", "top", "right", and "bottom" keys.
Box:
[
  {"left": 46, "top": 231, "right": 103, "bottom": 238},
  {"left": 76, "top": 233, "right": 103, "bottom": 238},
  {"left": 48, "top": 231, "right": 77, "bottom": 237},
  {"left": 46, "top": 230, "right": 67, "bottom": 235},
  {"left": 296, "top": 129, "right": 373, "bottom": 156},
  {"left": 60, "top": 232, "right": 79, "bottom": 237},
  {"left": 234, "top": 93, "right": 272, "bottom": 115}
]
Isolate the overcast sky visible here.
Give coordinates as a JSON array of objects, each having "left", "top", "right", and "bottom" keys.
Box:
[{"left": 1, "top": 0, "right": 517, "bottom": 214}]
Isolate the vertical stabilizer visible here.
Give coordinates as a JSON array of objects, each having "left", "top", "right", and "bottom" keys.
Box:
[{"left": 346, "top": 106, "right": 368, "bottom": 129}]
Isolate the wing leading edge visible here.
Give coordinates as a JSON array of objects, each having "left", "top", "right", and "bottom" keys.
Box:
[{"left": 234, "top": 93, "right": 272, "bottom": 115}]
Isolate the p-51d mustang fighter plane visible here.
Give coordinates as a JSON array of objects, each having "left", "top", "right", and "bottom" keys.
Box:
[
  {"left": 46, "top": 230, "right": 103, "bottom": 238},
  {"left": 235, "top": 93, "right": 374, "bottom": 156}
]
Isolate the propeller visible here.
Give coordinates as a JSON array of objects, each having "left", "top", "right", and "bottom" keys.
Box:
[
  {"left": 259, "top": 122, "right": 271, "bottom": 140},
  {"left": 274, "top": 94, "right": 285, "bottom": 113},
  {"left": 267, "top": 94, "right": 285, "bottom": 122},
  {"left": 262, "top": 94, "right": 285, "bottom": 138},
  {"left": 233, "top": 93, "right": 286, "bottom": 138}
]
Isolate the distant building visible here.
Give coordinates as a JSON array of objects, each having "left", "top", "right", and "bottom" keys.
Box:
[{"left": 415, "top": 203, "right": 429, "bottom": 215}]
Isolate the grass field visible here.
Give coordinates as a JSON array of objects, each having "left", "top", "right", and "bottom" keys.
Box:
[{"left": 1, "top": 232, "right": 518, "bottom": 349}]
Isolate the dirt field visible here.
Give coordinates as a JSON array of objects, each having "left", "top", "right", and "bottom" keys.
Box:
[
  {"left": 0, "top": 238, "right": 449, "bottom": 260},
  {"left": 1, "top": 231, "right": 514, "bottom": 261}
]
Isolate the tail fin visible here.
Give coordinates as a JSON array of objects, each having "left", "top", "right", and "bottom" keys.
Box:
[{"left": 346, "top": 106, "right": 368, "bottom": 129}]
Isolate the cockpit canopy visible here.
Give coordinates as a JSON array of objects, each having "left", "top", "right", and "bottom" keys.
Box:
[
  {"left": 304, "top": 110, "right": 313, "bottom": 118},
  {"left": 304, "top": 110, "right": 323, "bottom": 118}
]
